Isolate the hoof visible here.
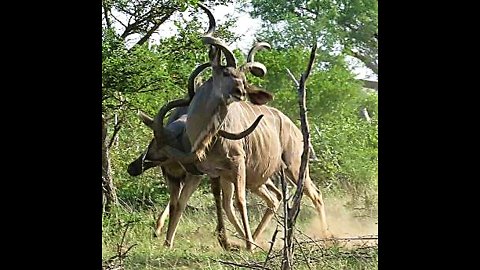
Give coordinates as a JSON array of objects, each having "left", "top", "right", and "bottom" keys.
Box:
[
  {"left": 153, "top": 227, "right": 163, "bottom": 238},
  {"left": 164, "top": 240, "right": 173, "bottom": 249},
  {"left": 228, "top": 243, "right": 242, "bottom": 252}
]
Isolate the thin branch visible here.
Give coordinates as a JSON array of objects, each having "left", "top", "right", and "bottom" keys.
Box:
[
  {"left": 263, "top": 226, "right": 280, "bottom": 268},
  {"left": 285, "top": 68, "right": 299, "bottom": 87},
  {"left": 360, "top": 107, "right": 372, "bottom": 123},
  {"left": 286, "top": 67, "right": 318, "bottom": 161},
  {"left": 280, "top": 167, "right": 291, "bottom": 270},
  {"left": 298, "top": 235, "right": 378, "bottom": 244},
  {"left": 282, "top": 43, "right": 317, "bottom": 270},
  {"left": 289, "top": 42, "right": 317, "bottom": 231},
  {"left": 110, "top": 12, "right": 127, "bottom": 29},
  {"left": 216, "top": 260, "right": 271, "bottom": 270},
  {"left": 131, "top": 9, "right": 175, "bottom": 49},
  {"left": 294, "top": 227, "right": 326, "bottom": 254},
  {"left": 107, "top": 119, "right": 123, "bottom": 150},
  {"left": 293, "top": 236, "right": 312, "bottom": 270},
  {"left": 360, "top": 79, "right": 378, "bottom": 91},
  {"left": 102, "top": 0, "right": 112, "bottom": 29},
  {"left": 344, "top": 48, "right": 378, "bottom": 74}
]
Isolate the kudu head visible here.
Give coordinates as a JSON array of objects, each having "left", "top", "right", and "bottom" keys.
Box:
[
  {"left": 182, "top": 37, "right": 273, "bottom": 155},
  {"left": 187, "top": 3, "right": 274, "bottom": 107},
  {"left": 200, "top": 37, "right": 273, "bottom": 106},
  {"left": 127, "top": 106, "right": 190, "bottom": 176}
]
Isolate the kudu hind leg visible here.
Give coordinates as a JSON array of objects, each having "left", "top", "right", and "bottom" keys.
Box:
[
  {"left": 162, "top": 177, "right": 181, "bottom": 247},
  {"left": 154, "top": 201, "right": 170, "bottom": 237},
  {"left": 164, "top": 175, "right": 202, "bottom": 248},
  {"left": 284, "top": 167, "right": 331, "bottom": 238}
]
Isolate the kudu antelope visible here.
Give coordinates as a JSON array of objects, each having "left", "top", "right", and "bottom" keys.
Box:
[
  {"left": 156, "top": 38, "right": 331, "bottom": 251},
  {"left": 127, "top": 3, "right": 267, "bottom": 249},
  {"left": 127, "top": 41, "right": 273, "bottom": 249}
]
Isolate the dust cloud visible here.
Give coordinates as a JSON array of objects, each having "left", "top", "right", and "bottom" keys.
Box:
[
  {"left": 253, "top": 196, "right": 378, "bottom": 249},
  {"left": 307, "top": 197, "right": 377, "bottom": 239}
]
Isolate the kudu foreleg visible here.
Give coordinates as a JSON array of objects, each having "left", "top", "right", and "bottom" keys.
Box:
[
  {"left": 232, "top": 159, "right": 255, "bottom": 251},
  {"left": 164, "top": 175, "right": 202, "bottom": 248}
]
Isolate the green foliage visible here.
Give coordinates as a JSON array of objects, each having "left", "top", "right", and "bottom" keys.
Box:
[{"left": 249, "top": 0, "right": 378, "bottom": 74}]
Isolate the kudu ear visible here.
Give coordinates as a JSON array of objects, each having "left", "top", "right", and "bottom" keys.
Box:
[
  {"left": 246, "top": 86, "right": 274, "bottom": 105},
  {"left": 137, "top": 110, "right": 154, "bottom": 129}
]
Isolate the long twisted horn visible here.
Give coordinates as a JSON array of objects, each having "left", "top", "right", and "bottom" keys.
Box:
[
  {"left": 247, "top": 42, "right": 271, "bottom": 62},
  {"left": 187, "top": 62, "right": 210, "bottom": 100},
  {"left": 218, "top": 115, "right": 264, "bottom": 139},
  {"left": 198, "top": 3, "right": 216, "bottom": 36},
  {"left": 202, "top": 36, "right": 237, "bottom": 68},
  {"left": 241, "top": 42, "right": 271, "bottom": 77},
  {"left": 153, "top": 98, "right": 190, "bottom": 145}
]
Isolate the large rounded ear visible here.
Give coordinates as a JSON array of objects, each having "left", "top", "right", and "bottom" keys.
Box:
[
  {"left": 246, "top": 85, "right": 274, "bottom": 105},
  {"left": 137, "top": 110, "right": 154, "bottom": 129},
  {"left": 243, "top": 62, "right": 267, "bottom": 77}
]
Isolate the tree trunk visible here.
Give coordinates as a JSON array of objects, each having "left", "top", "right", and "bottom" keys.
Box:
[{"left": 102, "top": 115, "right": 118, "bottom": 214}]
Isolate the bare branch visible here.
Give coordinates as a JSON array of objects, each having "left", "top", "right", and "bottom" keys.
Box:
[
  {"left": 107, "top": 119, "right": 123, "bottom": 150},
  {"left": 264, "top": 226, "right": 279, "bottom": 268},
  {"left": 102, "top": 0, "right": 112, "bottom": 29},
  {"left": 216, "top": 260, "right": 271, "bottom": 270},
  {"left": 280, "top": 167, "right": 291, "bottom": 270},
  {"left": 110, "top": 12, "right": 127, "bottom": 29},
  {"left": 282, "top": 43, "right": 317, "bottom": 270},
  {"left": 285, "top": 68, "right": 299, "bottom": 87},
  {"left": 298, "top": 6, "right": 319, "bottom": 17},
  {"left": 131, "top": 9, "right": 175, "bottom": 49},
  {"left": 290, "top": 43, "right": 317, "bottom": 224},
  {"left": 298, "top": 235, "right": 378, "bottom": 244},
  {"left": 360, "top": 107, "right": 372, "bottom": 123},
  {"left": 294, "top": 236, "right": 312, "bottom": 270},
  {"left": 225, "top": 227, "right": 267, "bottom": 252}
]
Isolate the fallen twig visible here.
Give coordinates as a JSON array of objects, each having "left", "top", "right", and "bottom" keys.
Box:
[
  {"left": 298, "top": 235, "right": 378, "bottom": 245},
  {"left": 216, "top": 259, "right": 272, "bottom": 270}
]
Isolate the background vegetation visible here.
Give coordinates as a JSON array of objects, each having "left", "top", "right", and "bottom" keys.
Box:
[{"left": 102, "top": 0, "right": 377, "bottom": 268}]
